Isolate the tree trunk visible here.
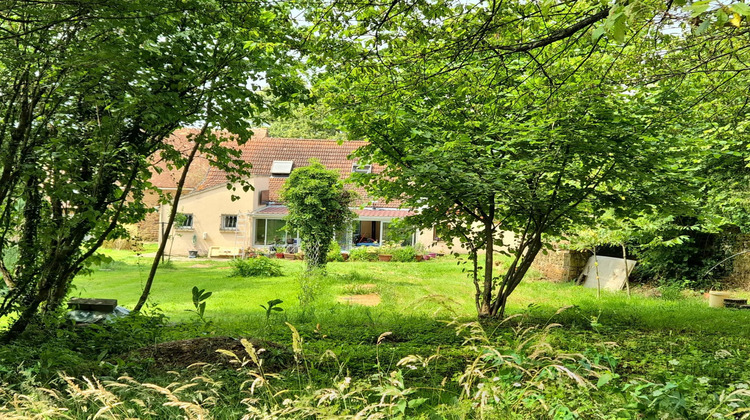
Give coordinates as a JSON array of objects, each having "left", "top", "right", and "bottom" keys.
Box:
[
  {"left": 3, "top": 295, "right": 44, "bottom": 342},
  {"left": 472, "top": 249, "right": 480, "bottom": 314},
  {"left": 622, "top": 243, "right": 631, "bottom": 298},
  {"left": 479, "top": 219, "right": 494, "bottom": 317},
  {"left": 491, "top": 235, "right": 544, "bottom": 318},
  {"left": 593, "top": 246, "right": 601, "bottom": 299},
  {"left": 133, "top": 125, "right": 208, "bottom": 312}
]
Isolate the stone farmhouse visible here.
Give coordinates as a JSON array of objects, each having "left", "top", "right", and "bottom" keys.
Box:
[{"left": 152, "top": 128, "right": 443, "bottom": 257}]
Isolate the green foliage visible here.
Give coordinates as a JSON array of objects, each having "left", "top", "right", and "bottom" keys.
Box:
[
  {"left": 228, "top": 256, "right": 283, "bottom": 278},
  {"left": 569, "top": 212, "right": 736, "bottom": 290},
  {"left": 632, "top": 225, "right": 734, "bottom": 290},
  {"left": 326, "top": 240, "right": 345, "bottom": 262},
  {"left": 324, "top": 20, "right": 695, "bottom": 317},
  {"left": 391, "top": 246, "right": 417, "bottom": 262},
  {"left": 281, "top": 160, "right": 355, "bottom": 270},
  {"left": 0, "top": 0, "right": 306, "bottom": 338},
  {"left": 265, "top": 100, "right": 346, "bottom": 141},
  {"left": 187, "top": 286, "right": 212, "bottom": 323},
  {"left": 348, "top": 247, "right": 379, "bottom": 262},
  {"left": 260, "top": 299, "right": 284, "bottom": 324}
]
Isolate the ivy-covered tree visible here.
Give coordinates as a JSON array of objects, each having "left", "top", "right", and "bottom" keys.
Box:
[
  {"left": 0, "top": 0, "right": 305, "bottom": 339},
  {"left": 281, "top": 160, "right": 354, "bottom": 270}
]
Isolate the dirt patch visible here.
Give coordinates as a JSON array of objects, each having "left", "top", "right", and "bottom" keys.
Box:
[
  {"left": 338, "top": 294, "right": 381, "bottom": 306},
  {"left": 133, "top": 336, "right": 291, "bottom": 370},
  {"left": 189, "top": 264, "right": 212, "bottom": 268}
]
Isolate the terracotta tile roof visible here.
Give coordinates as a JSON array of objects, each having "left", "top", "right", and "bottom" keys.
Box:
[
  {"left": 149, "top": 128, "right": 213, "bottom": 189},
  {"left": 152, "top": 128, "right": 402, "bottom": 208},
  {"left": 194, "top": 132, "right": 404, "bottom": 208},
  {"left": 253, "top": 206, "right": 415, "bottom": 219},
  {"left": 356, "top": 208, "right": 415, "bottom": 218}
]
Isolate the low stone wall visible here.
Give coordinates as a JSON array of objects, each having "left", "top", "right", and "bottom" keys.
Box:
[{"left": 532, "top": 246, "right": 589, "bottom": 282}]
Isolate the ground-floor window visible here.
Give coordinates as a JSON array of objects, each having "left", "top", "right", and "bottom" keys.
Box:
[
  {"left": 254, "top": 218, "right": 288, "bottom": 246},
  {"left": 221, "top": 214, "right": 238, "bottom": 230},
  {"left": 176, "top": 213, "right": 194, "bottom": 229},
  {"left": 382, "top": 222, "right": 415, "bottom": 246},
  {"left": 349, "top": 220, "right": 415, "bottom": 247}
]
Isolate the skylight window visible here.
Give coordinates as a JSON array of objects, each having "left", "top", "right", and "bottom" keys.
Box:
[
  {"left": 270, "top": 160, "right": 293, "bottom": 176},
  {"left": 352, "top": 163, "right": 372, "bottom": 174}
]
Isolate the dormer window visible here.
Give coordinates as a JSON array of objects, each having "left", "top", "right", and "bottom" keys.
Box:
[
  {"left": 352, "top": 162, "right": 372, "bottom": 174},
  {"left": 270, "top": 160, "right": 293, "bottom": 177}
]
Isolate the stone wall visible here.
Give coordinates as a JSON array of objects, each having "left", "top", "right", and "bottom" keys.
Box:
[
  {"left": 532, "top": 246, "right": 590, "bottom": 282},
  {"left": 722, "top": 234, "right": 750, "bottom": 289},
  {"left": 135, "top": 211, "right": 160, "bottom": 242},
  {"left": 132, "top": 191, "right": 162, "bottom": 242}
]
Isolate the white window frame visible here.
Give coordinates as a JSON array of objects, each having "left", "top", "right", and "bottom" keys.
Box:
[
  {"left": 220, "top": 214, "right": 238, "bottom": 231},
  {"left": 253, "top": 217, "right": 300, "bottom": 247},
  {"left": 351, "top": 162, "right": 373, "bottom": 174},
  {"left": 270, "top": 160, "right": 294, "bottom": 177},
  {"left": 176, "top": 213, "right": 194, "bottom": 230}
]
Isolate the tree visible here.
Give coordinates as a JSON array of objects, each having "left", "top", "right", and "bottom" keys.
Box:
[
  {"left": 0, "top": 0, "right": 305, "bottom": 339},
  {"left": 281, "top": 160, "right": 354, "bottom": 270},
  {"left": 318, "top": 0, "right": 704, "bottom": 317},
  {"left": 265, "top": 100, "right": 347, "bottom": 140}
]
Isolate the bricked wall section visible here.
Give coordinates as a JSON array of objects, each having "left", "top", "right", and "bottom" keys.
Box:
[
  {"left": 722, "top": 234, "right": 750, "bottom": 289},
  {"left": 532, "top": 246, "right": 590, "bottom": 282},
  {"left": 133, "top": 191, "right": 162, "bottom": 242}
]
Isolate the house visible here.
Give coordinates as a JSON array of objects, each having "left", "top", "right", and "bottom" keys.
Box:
[
  {"left": 134, "top": 129, "right": 212, "bottom": 241},
  {"left": 159, "top": 128, "right": 442, "bottom": 256}
]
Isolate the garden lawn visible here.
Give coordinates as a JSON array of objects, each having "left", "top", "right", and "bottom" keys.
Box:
[
  {"left": 3, "top": 248, "right": 750, "bottom": 418},
  {"left": 75, "top": 248, "right": 750, "bottom": 336}
]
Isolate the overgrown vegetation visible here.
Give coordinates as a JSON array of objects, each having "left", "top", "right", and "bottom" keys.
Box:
[
  {"left": 2, "top": 254, "right": 750, "bottom": 418},
  {"left": 229, "top": 256, "right": 283, "bottom": 278}
]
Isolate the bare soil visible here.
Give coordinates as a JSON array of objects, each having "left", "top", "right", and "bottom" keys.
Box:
[
  {"left": 337, "top": 294, "right": 381, "bottom": 306},
  {"left": 133, "top": 336, "right": 291, "bottom": 370}
]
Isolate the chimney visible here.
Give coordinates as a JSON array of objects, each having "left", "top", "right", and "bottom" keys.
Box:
[
  {"left": 252, "top": 128, "right": 268, "bottom": 139},
  {"left": 259, "top": 189, "right": 270, "bottom": 205}
]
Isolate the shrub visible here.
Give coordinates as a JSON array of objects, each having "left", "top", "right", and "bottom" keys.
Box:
[
  {"left": 391, "top": 246, "right": 417, "bottom": 262},
  {"left": 327, "top": 241, "right": 345, "bottom": 262},
  {"left": 229, "top": 256, "right": 283, "bottom": 277},
  {"left": 348, "top": 247, "right": 378, "bottom": 262}
]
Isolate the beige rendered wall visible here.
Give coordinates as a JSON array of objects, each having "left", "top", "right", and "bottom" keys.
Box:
[
  {"left": 416, "top": 227, "right": 515, "bottom": 255},
  {"left": 162, "top": 178, "right": 268, "bottom": 256}
]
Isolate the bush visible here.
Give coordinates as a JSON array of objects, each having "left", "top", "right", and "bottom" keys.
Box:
[
  {"left": 228, "top": 256, "right": 283, "bottom": 277},
  {"left": 327, "top": 241, "right": 345, "bottom": 262},
  {"left": 391, "top": 246, "right": 417, "bottom": 262},
  {"left": 348, "top": 247, "right": 379, "bottom": 262}
]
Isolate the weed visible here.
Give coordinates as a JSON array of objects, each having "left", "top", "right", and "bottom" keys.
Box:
[
  {"left": 229, "top": 256, "right": 283, "bottom": 277},
  {"left": 327, "top": 241, "right": 345, "bottom": 262},
  {"left": 186, "top": 286, "right": 212, "bottom": 323},
  {"left": 391, "top": 246, "right": 417, "bottom": 262},
  {"left": 260, "top": 299, "right": 284, "bottom": 324},
  {"left": 348, "top": 247, "right": 379, "bottom": 261},
  {"left": 341, "top": 283, "right": 377, "bottom": 295}
]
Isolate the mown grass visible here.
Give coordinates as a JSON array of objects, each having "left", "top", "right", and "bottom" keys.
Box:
[
  {"left": 2, "top": 247, "right": 750, "bottom": 418},
  {"left": 75, "top": 247, "right": 750, "bottom": 336}
]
